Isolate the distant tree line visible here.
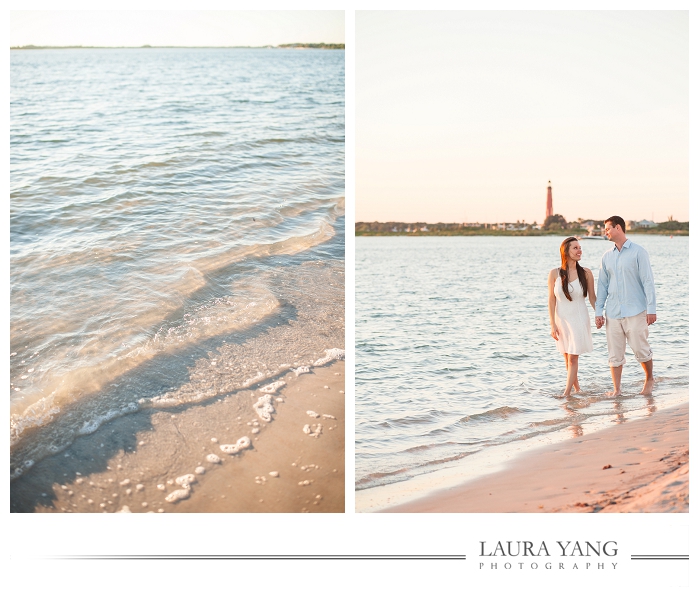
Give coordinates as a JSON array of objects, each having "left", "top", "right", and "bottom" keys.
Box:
[
  {"left": 542, "top": 215, "right": 688, "bottom": 233},
  {"left": 542, "top": 214, "right": 568, "bottom": 230},
  {"left": 356, "top": 222, "right": 466, "bottom": 233},
  {"left": 655, "top": 220, "right": 689, "bottom": 231},
  {"left": 277, "top": 43, "right": 345, "bottom": 49},
  {"left": 11, "top": 43, "right": 346, "bottom": 50},
  {"left": 356, "top": 218, "right": 688, "bottom": 236}
]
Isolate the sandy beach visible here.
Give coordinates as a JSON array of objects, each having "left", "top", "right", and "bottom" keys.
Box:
[
  {"left": 10, "top": 360, "right": 344, "bottom": 513},
  {"left": 382, "top": 402, "right": 688, "bottom": 513}
]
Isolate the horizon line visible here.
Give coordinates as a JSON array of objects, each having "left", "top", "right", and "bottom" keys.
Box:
[
  {"left": 10, "top": 43, "right": 345, "bottom": 50},
  {"left": 355, "top": 218, "right": 688, "bottom": 224}
]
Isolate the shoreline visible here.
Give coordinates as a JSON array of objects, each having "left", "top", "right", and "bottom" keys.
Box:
[
  {"left": 377, "top": 402, "right": 687, "bottom": 513},
  {"left": 355, "top": 231, "right": 688, "bottom": 237},
  {"left": 10, "top": 360, "right": 344, "bottom": 513}
]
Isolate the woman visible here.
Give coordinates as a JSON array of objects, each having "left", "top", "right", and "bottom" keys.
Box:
[{"left": 547, "top": 237, "right": 596, "bottom": 397}]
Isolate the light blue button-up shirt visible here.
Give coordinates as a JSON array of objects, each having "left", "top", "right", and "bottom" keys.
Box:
[{"left": 595, "top": 239, "right": 656, "bottom": 319}]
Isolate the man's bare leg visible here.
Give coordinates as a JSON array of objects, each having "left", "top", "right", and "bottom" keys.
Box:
[
  {"left": 607, "top": 365, "right": 622, "bottom": 397},
  {"left": 640, "top": 359, "right": 654, "bottom": 395}
]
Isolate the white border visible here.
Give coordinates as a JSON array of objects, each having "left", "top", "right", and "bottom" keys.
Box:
[{"left": 6, "top": 3, "right": 694, "bottom": 596}]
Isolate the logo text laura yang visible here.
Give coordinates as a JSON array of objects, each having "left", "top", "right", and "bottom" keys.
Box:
[{"left": 477, "top": 541, "right": 618, "bottom": 571}]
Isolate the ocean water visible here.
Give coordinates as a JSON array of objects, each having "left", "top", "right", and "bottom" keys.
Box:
[
  {"left": 10, "top": 48, "right": 344, "bottom": 479},
  {"left": 355, "top": 235, "right": 688, "bottom": 492}
]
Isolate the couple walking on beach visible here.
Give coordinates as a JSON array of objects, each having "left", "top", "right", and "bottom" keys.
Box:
[{"left": 548, "top": 216, "right": 656, "bottom": 398}]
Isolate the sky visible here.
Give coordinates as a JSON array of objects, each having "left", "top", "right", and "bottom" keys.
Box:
[
  {"left": 356, "top": 11, "right": 689, "bottom": 224},
  {"left": 10, "top": 10, "right": 344, "bottom": 48}
]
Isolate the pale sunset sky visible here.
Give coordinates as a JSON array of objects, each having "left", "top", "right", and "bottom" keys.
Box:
[
  {"left": 356, "top": 11, "right": 689, "bottom": 224},
  {"left": 10, "top": 10, "right": 344, "bottom": 48}
]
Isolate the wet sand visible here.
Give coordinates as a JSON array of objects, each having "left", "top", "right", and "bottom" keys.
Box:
[
  {"left": 383, "top": 402, "right": 688, "bottom": 513},
  {"left": 10, "top": 360, "right": 344, "bottom": 513}
]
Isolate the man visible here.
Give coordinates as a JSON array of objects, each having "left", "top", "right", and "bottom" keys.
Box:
[{"left": 595, "top": 216, "right": 657, "bottom": 397}]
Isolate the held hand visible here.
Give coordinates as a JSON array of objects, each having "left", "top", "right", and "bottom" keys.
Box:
[
  {"left": 595, "top": 316, "right": 605, "bottom": 329},
  {"left": 647, "top": 313, "right": 657, "bottom": 325},
  {"left": 550, "top": 326, "right": 559, "bottom": 341}
]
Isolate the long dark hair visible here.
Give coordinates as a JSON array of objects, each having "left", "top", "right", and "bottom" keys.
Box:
[{"left": 559, "top": 236, "right": 588, "bottom": 301}]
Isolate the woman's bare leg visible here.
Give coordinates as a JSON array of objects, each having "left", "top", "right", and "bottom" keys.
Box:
[{"left": 563, "top": 354, "right": 579, "bottom": 397}]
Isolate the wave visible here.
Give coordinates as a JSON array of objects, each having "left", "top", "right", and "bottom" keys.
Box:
[
  {"left": 10, "top": 217, "right": 344, "bottom": 481},
  {"left": 400, "top": 439, "right": 478, "bottom": 454},
  {"left": 384, "top": 409, "right": 447, "bottom": 426},
  {"left": 10, "top": 285, "right": 281, "bottom": 445},
  {"left": 355, "top": 449, "right": 477, "bottom": 490},
  {"left": 458, "top": 406, "right": 528, "bottom": 423},
  {"left": 190, "top": 219, "right": 337, "bottom": 274},
  {"left": 10, "top": 205, "right": 343, "bottom": 437}
]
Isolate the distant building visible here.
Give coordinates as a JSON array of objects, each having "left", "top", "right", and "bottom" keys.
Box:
[
  {"left": 492, "top": 222, "right": 528, "bottom": 230},
  {"left": 634, "top": 219, "right": 657, "bottom": 228},
  {"left": 546, "top": 182, "right": 553, "bottom": 221}
]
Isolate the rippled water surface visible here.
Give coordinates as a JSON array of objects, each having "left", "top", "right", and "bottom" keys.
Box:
[
  {"left": 355, "top": 235, "right": 688, "bottom": 491},
  {"left": 10, "top": 48, "right": 344, "bottom": 477}
]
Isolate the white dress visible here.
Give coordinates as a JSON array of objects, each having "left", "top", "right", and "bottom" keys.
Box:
[{"left": 554, "top": 274, "right": 593, "bottom": 355}]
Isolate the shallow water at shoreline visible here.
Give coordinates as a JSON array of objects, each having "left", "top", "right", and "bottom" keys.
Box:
[
  {"left": 355, "top": 235, "right": 688, "bottom": 492},
  {"left": 11, "top": 232, "right": 345, "bottom": 482},
  {"left": 11, "top": 359, "right": 345, "bottom": 514}
]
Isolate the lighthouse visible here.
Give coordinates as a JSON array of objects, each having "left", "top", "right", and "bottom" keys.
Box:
[{"left": 546, "top": 181, "right": 553, "bottom": 220}]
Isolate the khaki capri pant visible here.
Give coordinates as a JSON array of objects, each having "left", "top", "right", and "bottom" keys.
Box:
[{"left": 605, "top": 311, "right": 653, "bottom": 367}]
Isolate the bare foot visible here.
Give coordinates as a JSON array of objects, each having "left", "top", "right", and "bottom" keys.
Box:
[
  {"left": 640, "top": 378, "right": 655, "bottom": 395},
  {"left": 605, "top": 389, "right": 622, "bottom": 398}
]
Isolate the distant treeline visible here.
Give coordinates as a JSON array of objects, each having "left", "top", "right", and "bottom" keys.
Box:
[
  {"left": 11, "top": 43, "right": 345, "bottom": 50},
  {"left": 277, "top": 43, "right": 344, "bottom": 49},
  {"left": 356, "top": 222, "right": 544, "bottom": 236},
  {"left": 653, "top": 220, "right": 690, "bottom": 231},
  {"left": 356, "top": 221, "right": 689, "bottom": 236},
  {"left": 11, "top": 45, "right": 104, "bottom": 49}
]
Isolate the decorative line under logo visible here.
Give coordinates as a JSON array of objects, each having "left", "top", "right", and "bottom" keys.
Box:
[
  {"left": 630, "top": 555, "right": 688, "bottom": 560},
  {"left": 49, "top": 554, "right": 467, "bottom": 561}
]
